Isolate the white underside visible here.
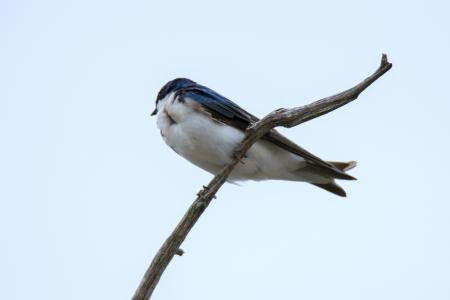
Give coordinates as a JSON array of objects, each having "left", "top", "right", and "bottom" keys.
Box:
[{"left": 156, "top": 94, "right": 328, "bottom": 183}]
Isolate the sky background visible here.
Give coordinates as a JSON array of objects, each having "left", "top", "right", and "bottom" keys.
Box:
[{"left": 2, "top": 0, "right": 450, "bottom": 299}]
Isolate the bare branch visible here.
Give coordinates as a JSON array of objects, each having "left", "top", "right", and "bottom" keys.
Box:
[{"left": 132, "top": 54, "right": 392, "bottom": 300}]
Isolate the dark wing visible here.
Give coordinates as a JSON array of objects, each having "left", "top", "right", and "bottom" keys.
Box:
[
  {"left": 177, "top": 84, "right": 355, "bottom": 180},
  {"left": 176, "top": 85, "right": 259, "bottom": 129}
]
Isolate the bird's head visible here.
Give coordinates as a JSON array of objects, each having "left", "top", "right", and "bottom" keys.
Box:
[{"left": 151, "top": 78, "right": 196, "bottom": 116}]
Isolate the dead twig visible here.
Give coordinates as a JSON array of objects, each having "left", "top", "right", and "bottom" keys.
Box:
[{"left": 132, "top": 54, "right": 392, "bottom": 300}]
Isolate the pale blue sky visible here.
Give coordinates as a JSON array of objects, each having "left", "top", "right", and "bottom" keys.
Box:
[{"left": 2, "top": 0, "right": 450, "bottom": 299}]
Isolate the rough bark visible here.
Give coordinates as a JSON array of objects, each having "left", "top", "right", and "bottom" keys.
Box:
[{"left": 132, "top": 54, "right": 392, "bottom": 300}]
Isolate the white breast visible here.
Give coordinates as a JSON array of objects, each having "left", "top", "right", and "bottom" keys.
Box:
[{"left": 156, "top": 94, "right": 308, "bottom": 182}]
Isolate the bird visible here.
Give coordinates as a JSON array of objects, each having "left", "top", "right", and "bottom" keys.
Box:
[{"left": 151, "top": 78, "right": 356, "bottom": 197}]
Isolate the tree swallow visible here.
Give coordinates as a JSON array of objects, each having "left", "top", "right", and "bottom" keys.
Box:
[{"left": 152, "top": 78, "right": 356, "bottom": 197}]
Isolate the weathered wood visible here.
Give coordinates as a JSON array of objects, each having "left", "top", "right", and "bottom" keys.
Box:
[{"left": 132, "top": 54, "right": 392, "bottom": 300}]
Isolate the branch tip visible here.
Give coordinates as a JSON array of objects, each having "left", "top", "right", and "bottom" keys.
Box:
[{"left": 380, "top": 53, "right": 392, "bottom": 70}]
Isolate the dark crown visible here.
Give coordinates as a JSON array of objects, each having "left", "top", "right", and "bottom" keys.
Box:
[{"left": 156, "top": 78, "right": 196, "bottom": 101}]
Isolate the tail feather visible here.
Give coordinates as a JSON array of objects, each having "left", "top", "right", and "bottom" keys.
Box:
[
  {"left": 311, "top": 181, "right": 347, "bottom": 197},
  {"left": 310, "top": 161, "right": 357, "bottom": 197},
  {"left": 327, "top": 160, "right": 357, "bottom": 172}
]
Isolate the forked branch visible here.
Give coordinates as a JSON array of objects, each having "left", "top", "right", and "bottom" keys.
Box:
[{"left": 132, "top": 54, "right": 392, "bottom": 300}]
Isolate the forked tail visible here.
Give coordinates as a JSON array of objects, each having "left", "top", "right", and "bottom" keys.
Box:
[{"left": 311, "top": 161, "right": 357, "bottom": 197}]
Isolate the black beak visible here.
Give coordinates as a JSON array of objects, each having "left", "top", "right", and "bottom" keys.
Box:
[{"left": 151, "top": 108, "right": 157, "bottom": 116}]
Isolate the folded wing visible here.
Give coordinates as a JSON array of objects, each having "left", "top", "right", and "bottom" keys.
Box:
[{"left": 176, "top": 84, "right": 355, "bottom": 180}]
